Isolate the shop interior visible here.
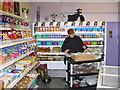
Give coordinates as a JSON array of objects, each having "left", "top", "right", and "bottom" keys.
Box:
[{"left": 0, "top": 0, "right": 119, "bottom": 89}]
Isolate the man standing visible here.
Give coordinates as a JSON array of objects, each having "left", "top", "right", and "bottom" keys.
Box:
[{"left": 62, "top": 28, "right": 87, "bottom": 53}]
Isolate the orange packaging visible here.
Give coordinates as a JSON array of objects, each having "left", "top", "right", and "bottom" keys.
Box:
[
  {"left": 0, "top": 0, "right": 2, "bottom": 10},
  {"left": 0, "top": 80, "right": 4, "bottom": 89},
  {"left": 51, "top": 27, "right": 53, "bottom": 32},
  {"left": 97, "top": 35, "right": 100, "bottom": 38}
]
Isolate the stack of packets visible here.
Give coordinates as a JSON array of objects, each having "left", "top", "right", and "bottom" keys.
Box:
[{"left": 0, "top": 56, "right": 36, "bottom": 88}]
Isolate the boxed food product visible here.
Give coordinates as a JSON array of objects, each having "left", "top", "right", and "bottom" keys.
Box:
[
  {"left": 0, "top": 52, "right": 7, "bottom": 63},
  {"left": 52, "top": 47, "right": 60, "bottom": 52},
  {"left": 15, "top": 64, "right": 26, "bottom": 70},
  {"left": 2, "top": 0, "right": 8, "bottom": 11},
  {"left": 72, "top": 54, "right": 95, "bottom": 62},
  {"left": 8, "top": 0, "right": 14, "bottom": 13}
]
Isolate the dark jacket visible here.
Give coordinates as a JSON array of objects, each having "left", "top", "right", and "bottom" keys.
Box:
[{"left": 62, "top": 35, "right": 87, "bottom": 53}]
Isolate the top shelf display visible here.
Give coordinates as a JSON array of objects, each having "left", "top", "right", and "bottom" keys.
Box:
[
  {"left": 0, "top": 10, "right": 31, "bottom": 21},
  {"left": 34, "top": 21, "right": 106, "bottom": 27}
]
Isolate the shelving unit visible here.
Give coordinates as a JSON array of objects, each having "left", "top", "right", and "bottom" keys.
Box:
[
  {"left": 97, "top": 66, "right": 120, "bottom": 89},
  {"left": 36, "top": 38, "right": 103, "bottom": 41},
  {"left": 0, "top": 27, "right": 31, "bottom": 31},
  {"left": 65, "top": 54, "right": 103, "bottom": 88},
  {"left": 6, "top": 61, "right": 38, "bottom": 88},
  {"left": 35, "top": 32, "right": 67, "bottom": 35},
  {"left": 33, "top": 21, "right": 106, "bottom": 76},
  {"left": 0, "top": 50, "right": 34, "bottom": 70},
  {"left": 0, "top": 10, "right": 30, "bottom": 21},
  {"left": 38, "top": 45, "right": 61, "bottom": 47},
  {"left": 37, "top": 52, "right": 65, "bottom": 55},
  {"left": 0, "top": 38, "right": 32, "bottom": 48},
  {"left": 0, "top": 9, "right": 36, "bottom": 89}
]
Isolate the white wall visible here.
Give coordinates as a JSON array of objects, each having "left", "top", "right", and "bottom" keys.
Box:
[{"left": 20, "top": 2, "right": 119, "bottom": 22}]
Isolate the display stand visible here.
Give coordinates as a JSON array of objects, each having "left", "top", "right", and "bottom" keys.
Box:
[{"left": 65, "top": 53, "right": 104, "bottom": 88}]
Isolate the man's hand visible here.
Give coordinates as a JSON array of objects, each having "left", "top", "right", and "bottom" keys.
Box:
[
  {"left": 82, "top": 46, "right": 86, "bottom": 49},
  {"left": 65, "top": 49, "right": 70, "bottom": 53}
]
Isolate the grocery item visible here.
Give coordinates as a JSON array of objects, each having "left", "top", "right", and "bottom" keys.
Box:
[{"left": 52, "top": 47, "right": 60, "bottom": 52}]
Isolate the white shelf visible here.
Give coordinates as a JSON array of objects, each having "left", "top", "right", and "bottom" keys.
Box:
[
  {"left": 38, "top": 56, "right": 64, "bottom": 57},
  {"left": 6, "top": 61, "right": 38, "bottom": 88},
  {"left": 38, "top": 45, "right": 62, "bottom": 47},
  {"left": 0, "top": 50, "right": 34, "bottom": 70},
  {"left": 75, "top": 32, "right": 104, "bottom": 34},
  {"left": 35, "top": 32, "right": 67, "bottom": 35},
  {"left": 37, "top": 38, "right": 103, "bottom": 41},
  {"left": 0, "top": 10, "right": 30, "bottom": 21},
  {"left": 37, "top": 52, "right": 65, "bottom": 55},
  {"left": 0, "top": 27, "right": 11, "bottom": 30},
  {"left": 87, "top": 45, "right": 103, "bottom": 47},
  {"left": 0, "top": 27, "right": 31, "bottom": 31},
  {"left": 82, "top": 38, "right": 103, "bottom": 41},
  {"left": 27, "top": 74, "right": 39, "bottom": 88},
  {"left": 13, "top": 28, "right": 31, "bottom": 31},
  {"left": 38, "top": 45, "right": 103, "bottom": 48},
  {"left": 39, "top": 61, "right": 64, "bottom": 64},
  {"left": 0, "top": 38, "right": 32, "bottom": 49},
  {"left": 37, "top": 38, "right": 65, "bottom": 41},
  {"left": 35, "top": 31, "right": 104, "bottom": 34}
]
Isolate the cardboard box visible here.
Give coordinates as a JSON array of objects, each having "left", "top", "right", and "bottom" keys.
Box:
[{"left": 72, "top": 54, "right": 96, "bottom": 62}]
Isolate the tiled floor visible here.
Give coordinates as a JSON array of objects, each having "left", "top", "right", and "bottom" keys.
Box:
[
  {"left": 38, "top": 77, "right": 66, "bottom": 88},
  {"left": 38, "top": 77, "right": 96, "bottom": 90}
]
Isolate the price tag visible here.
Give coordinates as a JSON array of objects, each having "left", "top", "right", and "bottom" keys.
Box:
[
  {"left": 45, "top": 22, "right": 50, "bottom": 27},
  {"left": 98, "top": 22, "right": 102, "bottom": 26},
  {"left": 67, "top": 22, "right": 72, "bottom": 26},
  {"left": 90, "top": 22, "right": 94, "bottom": 26},
  {"left": 53, "top": 22, "right": 57, "bottom": 26},
  {"left": 60, "top": 22, "right": 65, "bottom": 26},
  {"left": 75, "top": 22, "right": 80, "bottom": 26},
  {"left": 83, "top": 21, "right": 87, "bottom": 26},
  {"left": 38, "top": 22, "right": 42, "bottom": 27}
]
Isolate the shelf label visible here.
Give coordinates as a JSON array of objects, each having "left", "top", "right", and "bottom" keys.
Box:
[
  {"left": 45, "top": 22, "right": 50, "bottom": 27},
  {"left": 82, "top": 21, "right": 87, "bottom": 26},
  {"left": 60, "top": 22, "right": 65, "bottom": 26},
  {"left": 67, "top": 22, "right": 72, "bottom": 26},
  {"left": 98, "top": 22, "right": 102, "bottom": 26},
  {"left": 90, "top": 22, "right": 94, "bottom": 26},
  {"left": 75, "top": 22, "right": 80, "bottom": 26},
  {"left": 53, "top": 22, "right": 57, "bottom": 26},
  {"left": 38, "top": 22, "right": 42, "bottom": 27}
]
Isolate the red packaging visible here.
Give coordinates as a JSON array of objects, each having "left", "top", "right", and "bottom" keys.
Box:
[
  {"left": 2, "top": 0, "right": 8, "bottom": 11},
  {"left": 8, "top": 0, "right": 14, "bottom": 13},
  {"left": 87, "top": 41, "right": 92, "bottom": 45},
  {"left": 12, "top": 29, "right": 17, "bottom": 39},
  {"left": 83, "top": 42, "right": 87, "bottom": 45}
]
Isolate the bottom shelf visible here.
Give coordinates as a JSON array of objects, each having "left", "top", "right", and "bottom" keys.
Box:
[
  {"left": 6, "top": 62, "right": 38, "bottom": 88},
  {"left": 71, "top": 84, "right": 97, "bottom": 89}
]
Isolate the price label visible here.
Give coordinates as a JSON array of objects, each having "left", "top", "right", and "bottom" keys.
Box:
[
  {"left": 60, "top": 22, "right": 64, "bottom": 26},
  {"left": 45, "top": 22, "right": 50, "bottom": 27},
  {"left": 53, "top": 22, "right": 57, "bottom": 26},
  {"left": 38, "top": 22, "right": 42, "bottom": 27},
  {"left": 75, "top": 22, "right": 80, "bottom": 26},
  {"left": 98, "top": 22, "right": 102, "bottom": 26},
  {"left": 83, "top": 21, "right": 87, "bottom": 26},
  {"left": 90, "top": 22, "right": 94, "bottom": 26},
  {"left": 67, "top": 22, "right": 72, "bottom": 26}
]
